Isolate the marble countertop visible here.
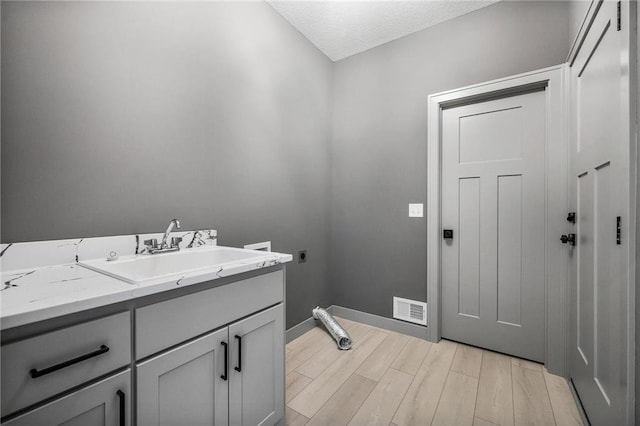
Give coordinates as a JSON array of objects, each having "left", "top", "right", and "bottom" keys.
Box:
[
  {"left": 1, "top": 264, "right": 136, "bottom": 330},
  {"left": 0, "top": 231, "right": 292, "bottom": 330}
]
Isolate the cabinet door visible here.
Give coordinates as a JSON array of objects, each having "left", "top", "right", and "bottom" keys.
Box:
[
  {"left": 229, "top": 304, "right": 284, "bottom": 426},
  {"left": 4, "top": 370, "right": 130, "bottom": 426},
  {"left": 137, "top": 328, "right": 229, "bottom": 426}
]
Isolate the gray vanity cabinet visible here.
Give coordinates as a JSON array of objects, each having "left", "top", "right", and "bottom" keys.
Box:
[
  {"left": 229, "top": 304, "right": 284, "bottom": 426},
  {"left": 2, "top": 268, "right": 286, "bottom": 426},
  {"left": 137, "top": 304, "right": 284, "bottom": 426},
  {"left": 134, "top": 270, "right": 285, "bottom": 426},
  {"left": 4, "top": 370, "right": 131, "bottom": 426},
  {"left": 137, "top": 328, "right": 229, "bottom": 426}
]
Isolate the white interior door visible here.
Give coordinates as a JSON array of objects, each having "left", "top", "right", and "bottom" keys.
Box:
[
  {"left": 568, "top": 1, "right": 632, "bottom": 424},
  {"left": 441, "top": 89, "right": 547, "bottom": 362}
]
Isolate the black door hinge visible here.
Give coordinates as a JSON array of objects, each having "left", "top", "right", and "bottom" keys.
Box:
[
  {"left": 616, "top": 216, "right": 621, "bottom": 245},
  {"left": 617, "top": 1, "right": 622, "bottom": 31}
]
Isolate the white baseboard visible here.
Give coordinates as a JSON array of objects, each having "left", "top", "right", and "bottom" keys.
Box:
[{"left": 286, "top": 315, "right": 321, "bottom": 343}]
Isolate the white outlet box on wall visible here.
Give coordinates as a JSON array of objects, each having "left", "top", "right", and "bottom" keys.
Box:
[{"left": 408, "top": 203, "right": 423, "bottom": 218}]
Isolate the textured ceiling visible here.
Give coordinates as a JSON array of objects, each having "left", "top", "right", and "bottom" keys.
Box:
[{"left": 267, "top": 0, "right": 500, "bottom": 61}]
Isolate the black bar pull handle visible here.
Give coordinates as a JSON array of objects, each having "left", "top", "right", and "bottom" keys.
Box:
[
  {"left": 234, "top": 335, "right": 242, "bottom": 372},
  {"left": 220, "top": 341, "right": 228, "bottom": 380},
  {"left": 616, "top": 216, "right": 622, "bottom": 245},
  {"left": 116, "top": 389, "right": 125, "bottom": 426},
  {"left": 30, "top": 345, "right": 110, "bottom": 378}
]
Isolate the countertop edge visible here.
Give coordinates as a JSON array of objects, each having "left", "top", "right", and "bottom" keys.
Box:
[{"left": 1, "top": 251, "right": 292, "bottom": 332}]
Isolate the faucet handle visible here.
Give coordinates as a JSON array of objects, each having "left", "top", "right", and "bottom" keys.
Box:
[
  {"left": 144, "top": 238, "right": 158, "bottom": 249},
  {"left": 171, "top": 237, "right": 183, "bottom": 248}
]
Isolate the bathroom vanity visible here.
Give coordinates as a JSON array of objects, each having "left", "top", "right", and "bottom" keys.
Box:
[{"left": 0, "top": 230, "right": 292, "bottom": 426}]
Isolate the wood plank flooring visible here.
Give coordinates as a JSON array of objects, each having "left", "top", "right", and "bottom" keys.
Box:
[{"left": 286, "top": 318, "right": 582, "bottom": 426}]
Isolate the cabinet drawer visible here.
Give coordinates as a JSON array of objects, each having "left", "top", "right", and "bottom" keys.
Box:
[
  {"left": 1, "top": 312, "right": 131, "bottom": 416},
  {"left": 136, "top": 270, "right": 283, "bottom": 359}
]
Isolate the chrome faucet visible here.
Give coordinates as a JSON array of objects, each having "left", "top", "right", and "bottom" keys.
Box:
[
  {"left": 161, "top": 218, "right": 181, "bottom": 248},
  {"left": 144, "top": 218, "right": 182, "bottom": 254}
]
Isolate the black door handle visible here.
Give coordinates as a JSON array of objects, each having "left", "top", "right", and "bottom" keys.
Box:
[
  {"left": 560, "top": 234, "right": 576, "bottom": 246},
  {"left": 116, "top": 389, "right": 125, "bottom": 426},
  {"left": 30, "top": 345, "right": 110, "bottom": 378},
  {"left": 234, "top": 335, "right": 242, "bottom": 372},
  {"left": 220, "top": 341, "right": 228, "bottom": 380}
]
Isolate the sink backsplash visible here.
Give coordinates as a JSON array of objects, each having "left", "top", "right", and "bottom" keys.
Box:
[{"left": 0, "top": 230, "right": 217, "bottom": 272}]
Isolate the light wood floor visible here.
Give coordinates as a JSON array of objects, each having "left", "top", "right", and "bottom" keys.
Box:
[{"left": 285, "top": 317, "right": 583, "bottom": 426}]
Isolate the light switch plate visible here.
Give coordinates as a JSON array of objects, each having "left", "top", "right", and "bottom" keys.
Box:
[{"left": 409, "top": 203, "right": 423, "bottom": 218}]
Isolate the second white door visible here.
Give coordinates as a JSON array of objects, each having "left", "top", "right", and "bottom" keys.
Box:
[{"left": 441, "top": 89, "right": 547, "bottom": 361}]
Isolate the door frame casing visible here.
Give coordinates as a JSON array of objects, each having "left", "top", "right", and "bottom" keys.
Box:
[{"left": 426, "top": 65, "right": 569, "bottom": 375}]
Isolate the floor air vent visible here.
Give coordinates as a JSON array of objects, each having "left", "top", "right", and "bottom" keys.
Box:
[{"left": 393, "top": 297, "right": 427, "bottom": 325}]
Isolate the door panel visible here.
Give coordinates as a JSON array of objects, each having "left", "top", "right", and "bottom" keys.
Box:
[
  {"left": 441, "top": 90, "right": 546, "bottom": 362},
  {"left": 4, "top": 370, "right": 130, "bottom": 426},
  {"left": 459, "top": 106, "right": 522, "bottom": 162},
  {"left": 229, "top": 304, "right": 284, "bottom": 426},
  {"left": 497, "top": 174, "right": 523, "bottom": 326},
  {"left": 458, "top": 177, "right": 481, "bottom": 318},
  {"left": 60, "top": 405, "right": 106, "bottom": 426},
  {"left": 568, "top": 1, "right": 630, "bottom": 424},
  {"left": 576, "top": 171, "right": 594, "bottom": 366},
  {"left": 136, "top": 328, "right": 228, "bottom": 426}
]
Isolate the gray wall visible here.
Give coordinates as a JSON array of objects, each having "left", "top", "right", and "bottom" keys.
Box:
[
  {"left": 0, "top": 1, "right": 333, "bottom": 328},
  {"left": 0, "top": 1, "right": 577, "bottom": 329},
  {"left": 330, "top": 1, "right": 571, "bottom": 319}
]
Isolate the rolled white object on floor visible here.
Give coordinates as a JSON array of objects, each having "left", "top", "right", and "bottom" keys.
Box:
[{"left": 312, "top": 306, "right": 352, "bottom": 350}]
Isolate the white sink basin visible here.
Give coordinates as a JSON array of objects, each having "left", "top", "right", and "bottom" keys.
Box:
[{"left": 80, "top": 246, "right": 271, "bottom": 284}]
